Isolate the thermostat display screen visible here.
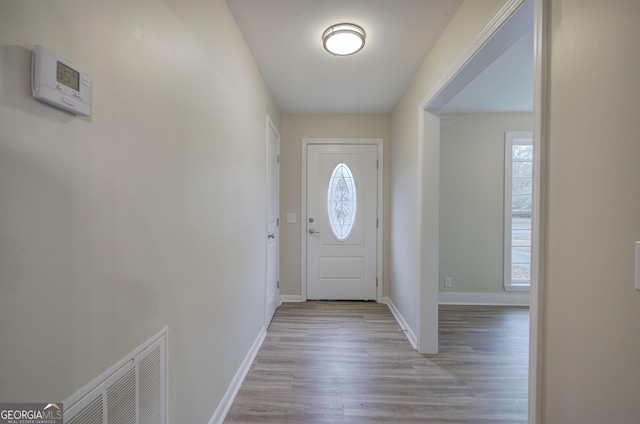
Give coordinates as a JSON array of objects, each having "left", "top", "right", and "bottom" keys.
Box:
[{"left": 56, "top": 60, "right": 79, "bottom": 91}]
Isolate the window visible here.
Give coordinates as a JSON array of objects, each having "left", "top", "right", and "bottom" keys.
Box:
[
  {"left": 504, "top": 132, "right": 533, "bottom": 291},
  {"left": 327, "top": 162, "right": 357, "bottom": 241}
]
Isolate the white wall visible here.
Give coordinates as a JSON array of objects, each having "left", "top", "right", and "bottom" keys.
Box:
[
  {"left": 279, "top": 114, "right": 391, "bottom": 298},
  {"left": 389, "top": 0, "right": 508, "bottom": 341},
  {"left": 439, "top": 113, "right": 532, "bottom": 295},
  {"left": 0, "top": 1, "right": 279, "bottom": 422},
  {"left": 542, "top": 0, "right": 640, "bottom": 421}
]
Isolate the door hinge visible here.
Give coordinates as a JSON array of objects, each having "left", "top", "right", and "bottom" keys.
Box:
[
  {"left": 277, "top": 154, "right": 280, "bottom": 164},
  {"left": 376, "top": 278, "right": 379, "bottom": 287},
  {"left": 376, "top": 218, "right": 379, "bottom": 229},
  {"left": 277, "top": 218, "right": 280, "bottom": 226},
  {"left": 377, "top": 159, "right": 379, "bottom": 169},
  {"left": 277, "top": 280, "right": 280, "bottom": 289}
]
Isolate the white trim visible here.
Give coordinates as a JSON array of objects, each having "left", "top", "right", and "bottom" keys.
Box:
[
  {"left": 208, "top": 327, "right": 267, "bottom": 424},
  {"left": 264, "top": 115, "right": 280, "bottom": 327},
  {"left": 279, "top": 295, "right": 303, "bottom": 303},
  {"left": 416, "top": 110, "right": 440, "bottom": 354},
  {"left": 420, "top": 0, "right": 532, "bottom": 111},
  {"left": 416, "top": 0, "right": 533, "bottom": 356},
  {"left": 529, "top": 1, "right": 547, "bottom": 422},
  {"left": 415, "top": 2, "right": 546, "bottom": 416},
  {"left": 384, "top": 297, "right": 418, "bottom": 350},
  {"left": 301, "top": 138, "right": 384, "bottom": 302},
  {"left": 439, "top": 292, "right": 530, "bottom": 306}
]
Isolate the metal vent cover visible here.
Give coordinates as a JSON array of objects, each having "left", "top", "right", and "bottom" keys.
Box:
[{"left": 64, "top": 329, "right": 167, "bottom": 424}]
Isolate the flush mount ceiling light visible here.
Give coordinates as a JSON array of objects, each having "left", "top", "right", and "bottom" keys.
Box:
[{"left": 322, "top": 23, "right": 366, "bottom": 56}]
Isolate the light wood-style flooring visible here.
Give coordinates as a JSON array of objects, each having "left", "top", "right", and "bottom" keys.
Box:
[{"left": 224, "top": 301, "right": 529, "bottom": 423}]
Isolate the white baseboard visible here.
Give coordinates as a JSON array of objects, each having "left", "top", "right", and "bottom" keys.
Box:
[
  {"left": 438, "top": 291, "right": 530, "bottom": 306},
  {"left": 383, "top": 297, "right": 418, "bottom": 350},
  {"left": 208, "top": 326, "right": 267, "bottom": 424},
  {"left": 280, "top": 295, "right": 303, "bottom": 303}
]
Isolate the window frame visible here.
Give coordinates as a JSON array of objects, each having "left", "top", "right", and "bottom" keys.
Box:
[{"left": 504, "top": 131, "right": 533, "bottom": 292}]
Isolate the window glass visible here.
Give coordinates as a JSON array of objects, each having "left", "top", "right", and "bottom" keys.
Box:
[
  {"left": 327, "top": 163, "right": 357, "bottom": 241},
  {"left": 505, "top": 132, "right": 533, "bottom": 290}
]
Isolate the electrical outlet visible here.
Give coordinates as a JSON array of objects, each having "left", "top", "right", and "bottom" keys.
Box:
[
  {"left": 286, "top": 213, "right": 297, "bottom": 224},
  {"left": 444, "top": 277, "right": 452, "bottom": 288}
]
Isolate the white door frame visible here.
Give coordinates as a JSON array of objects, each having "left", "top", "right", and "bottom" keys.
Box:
[
  {"left": 301, "top": 138, "right": 384, "bottom": 302},
  {"left": 415, "top": 0, "right": 546, "bottom": 421},
  {"left": 417, "top": 0, "right": 535, "bottom": 353},
  {"left": 265, "top": 114, "right": 280, "bottom": 326}
]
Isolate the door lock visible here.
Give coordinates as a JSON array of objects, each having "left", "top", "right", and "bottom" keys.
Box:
[
  {"left": 308, "top": 228, "right": 320, "bottom": 234},
  {"left": 308, "top": 217, "right": 314, "bottom": 223}
]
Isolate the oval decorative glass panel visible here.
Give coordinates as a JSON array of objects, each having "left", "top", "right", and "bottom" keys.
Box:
[{"left": 327, "top": 162, "right": 357, "bottom": 241}]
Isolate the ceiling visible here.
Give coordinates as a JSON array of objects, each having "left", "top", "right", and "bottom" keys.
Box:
[
  {"left": 226, "top": 0, "right": 533, "bottom": 115},
  {"left": 440, "top": 26, "right": 533, "bottom": 113}
]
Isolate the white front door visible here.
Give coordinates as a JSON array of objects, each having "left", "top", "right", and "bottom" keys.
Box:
[
  {"left": 306, "top": 144, "right": 378, "bottom": 300},
  {"left": 265, "top": 117, "right": 279, "bottom": 325}
]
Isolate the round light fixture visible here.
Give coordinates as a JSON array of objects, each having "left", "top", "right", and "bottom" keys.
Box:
[{"left": 322, "top": 23, "right": 366, "bottom": 56}]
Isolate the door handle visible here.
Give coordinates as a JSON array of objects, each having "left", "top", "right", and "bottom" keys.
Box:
[
  {"left": 268, "top": 233, "right": 275, "bottom": 239},
  {"left": 308, "top": 228, "right": 320, "bottom": 234}
]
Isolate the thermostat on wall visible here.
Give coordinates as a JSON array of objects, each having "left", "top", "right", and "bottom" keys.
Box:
[{"left": 31, "top": 45, "right": 91, "bottom": 116}]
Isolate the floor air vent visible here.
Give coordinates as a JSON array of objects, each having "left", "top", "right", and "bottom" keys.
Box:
[{"left": 65, "top": 328, "right": 168, "bottom": 424}]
